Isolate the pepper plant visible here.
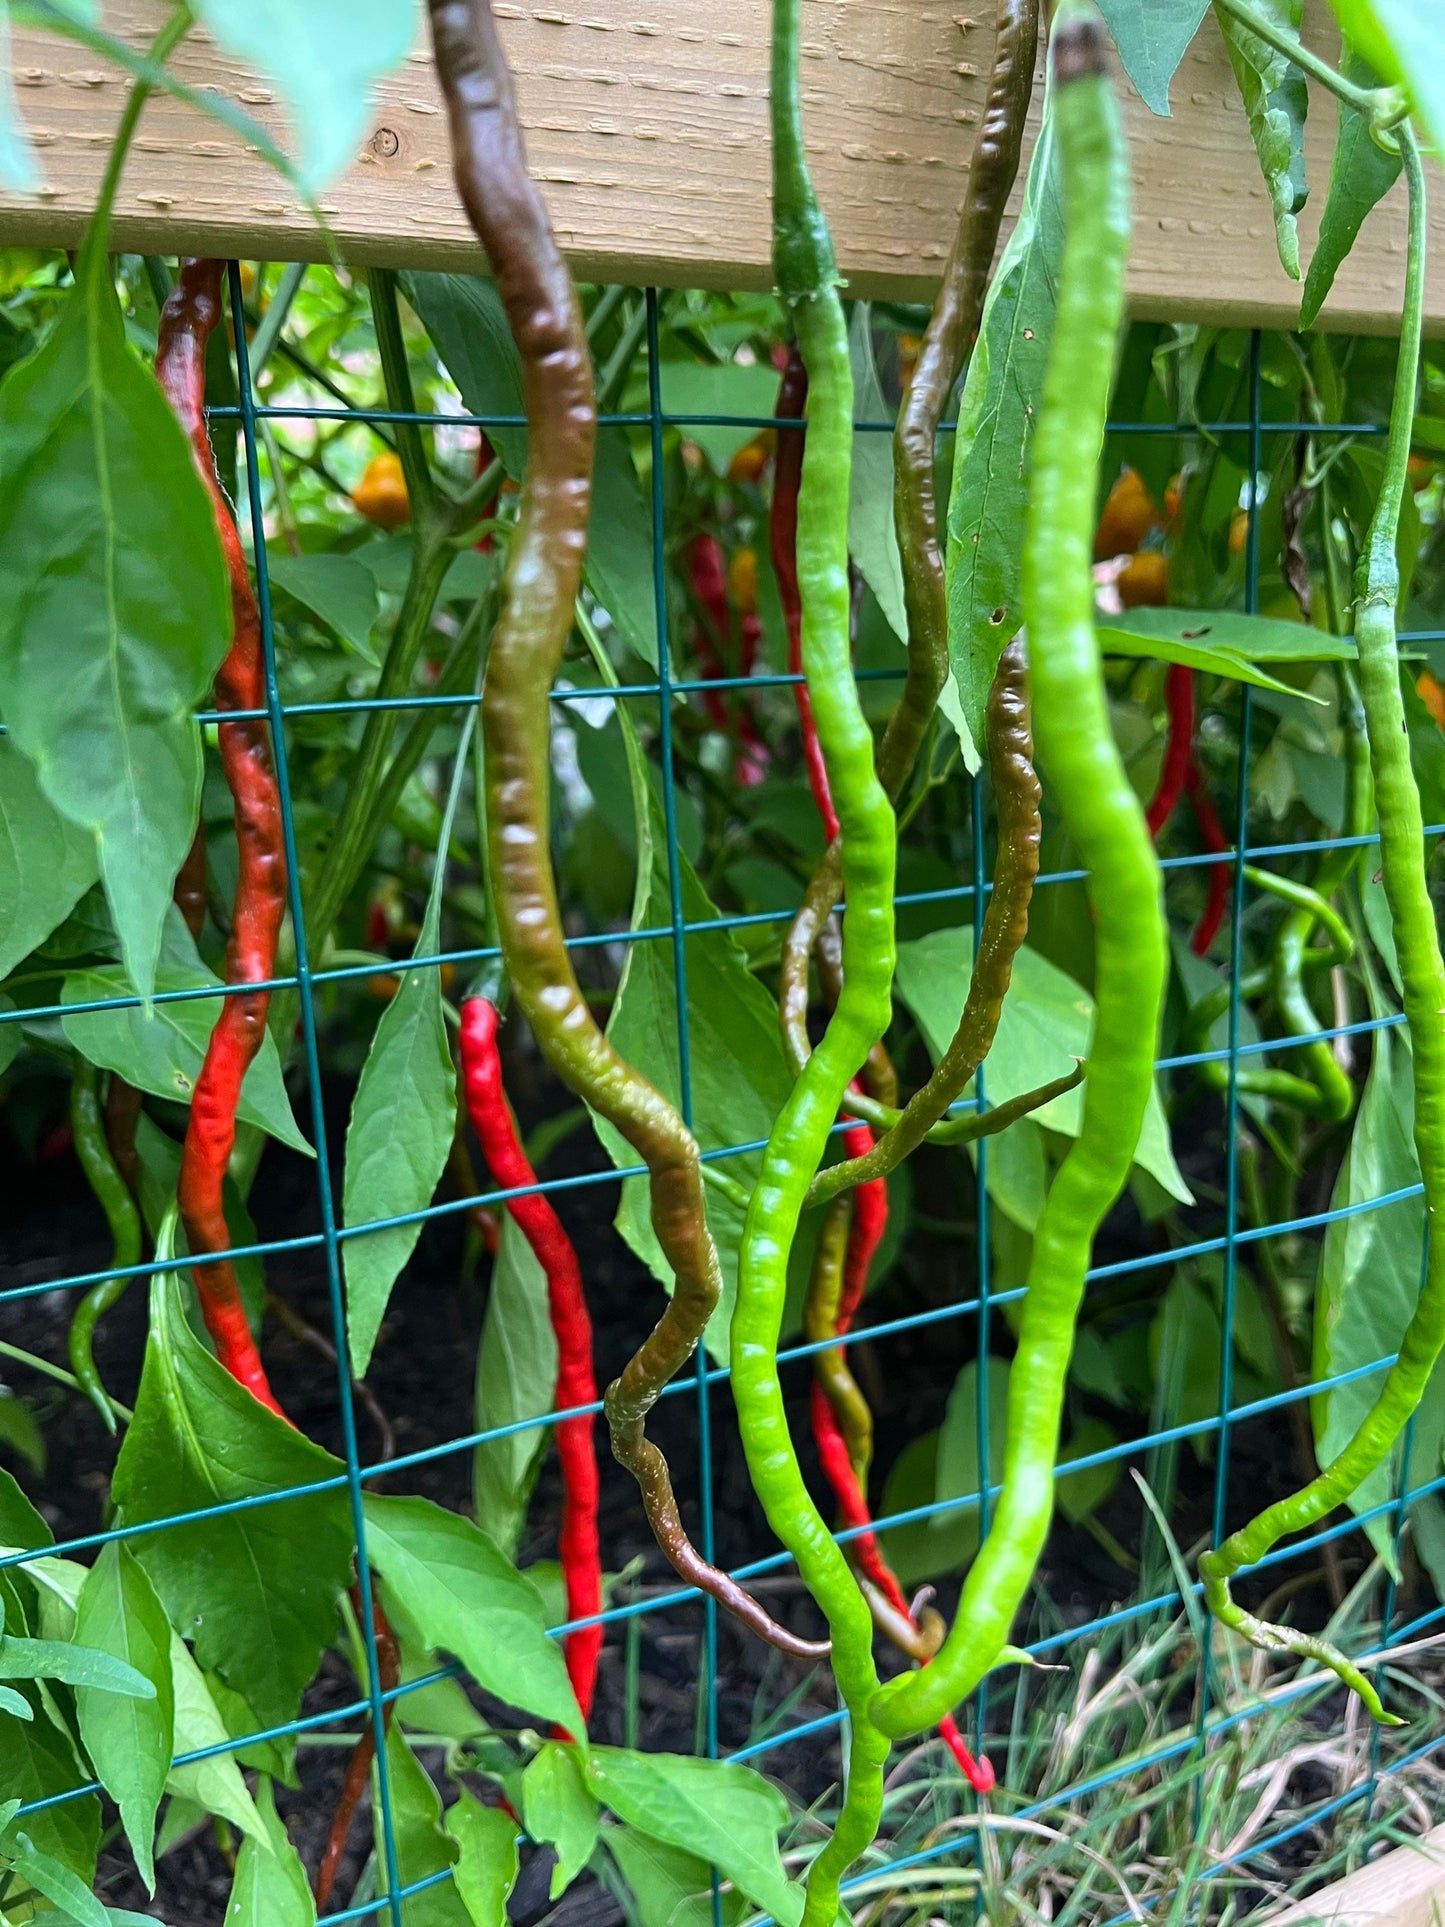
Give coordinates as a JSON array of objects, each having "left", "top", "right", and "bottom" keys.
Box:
[{"left": 0, "top": 0, "right": 1442, "bottom": 1922}]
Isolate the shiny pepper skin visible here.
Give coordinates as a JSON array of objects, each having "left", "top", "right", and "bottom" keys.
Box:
[{"left": 352, "top": 449, "right": 412, "bottom": 529}]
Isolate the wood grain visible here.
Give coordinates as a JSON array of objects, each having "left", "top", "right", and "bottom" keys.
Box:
[
  {"left": 0, "top": 2, "right": 1441, "bottom": 331},
  {"left": 1264, "top": 1821, "right": 1445, "bottom": 1927}
]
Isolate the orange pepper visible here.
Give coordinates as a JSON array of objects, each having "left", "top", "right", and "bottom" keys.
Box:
[
  {"left": 1094, "top": 466, "right": 1161, "bottom": 562},
  {"left": 727, "top": 433, "right": 774, "bottom": 484},
  {"left": 1116, "top": 550, "right": 1170, "bottom": 609},
  {"left": 1417, "top": 671, "right": 1445, "bottom": 729},
  {"left": 729, "top": 545, "right": 758, "bottom": 616},
  {"left": 352, "top": 451, "right": 411, "bottom": 530}
]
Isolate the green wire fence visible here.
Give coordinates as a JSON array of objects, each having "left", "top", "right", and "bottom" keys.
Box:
[{"left": 1, "top": 270, "right": 1442, "bottom": 1925}]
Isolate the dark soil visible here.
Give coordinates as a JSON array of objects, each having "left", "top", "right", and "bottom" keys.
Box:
[{"left": 0, "top": 1043, "right": 1419, "bottom": 1924}]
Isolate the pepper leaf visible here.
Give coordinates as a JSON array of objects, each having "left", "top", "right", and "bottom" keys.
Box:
[
  {"left": 0, "top": 243, "right": 231, "bottom": 1001},
  {"left": 894, "top": 927, "right": 1192, "bottom": 1227},
  {"left": 604, "top": 1824, "right": 749, "bottom": 1927},
  {"left": 445, "top": 1793, "right": 518, "bottom": 1927},
  {"left": 341, "top": 912, "right": 457, "bottom": 1376},
  {"left": 1300, "top": 46, "right": 1402, "bottom": 330},
  {"left": 522, "top": 1742, "right": 599, "bottom": 1900},
  {"left": 0, "top": 1701, "right": 100, "bottom": 1880},
  {"left": 583, "top": 1749, "right": 798, "bottom": 1927},
  {"left": 61, "top": 909, "right": 312, "bottom": 1158},
  {"left": 72, "top": 1545, "right": 172, "bottom": 1896},
  {"left": 224, "top": 1778, "right": 315, "bottom": 1927},
  {"left": 1328, "top": 0, "right": 1445, "bottom": 160},
  {"left": 165, "top": 1630, "right": 268, "bottom": 1848},
  {"left": 111, "top": 1271, "right": 354, "bottom": 1732},
  {"left": 846, "top": 304, "right": 907, "bottom": 643},
  {"left": 1095, "top": 0, "right": 1211, "bottom": 114},
  {"left": 945, "top": 105, "right": 1064, "bottom": 750},
  {"left": 376, "top": 1724, "right": 473, "bottom": 1926},
  {"left": 1214, "top": 0, "right": 1309, "bottom": 281},
  {"left": 0, "top": 737, "right": 98, "bottom": 981},
  {"left": 0, "top": 1633, "right": 155, "bottom": 1698},
  {"left": 188, "top": 0, "right": 417, "bottom": 191},
  {"left": 472, "top": 1214, "right": 557, "bottom": 1558},
  {"left": 267, "top": 551, "right": 381, "bottom": 663},
  {"left": 4, "top": 1832, "right": 110, "bottom": 1927},
  {"left": 361, "top": 1493, "right": 583, "bottom": 1741}
]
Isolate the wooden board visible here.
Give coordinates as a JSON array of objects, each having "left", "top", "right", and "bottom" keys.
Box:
[
  {"left": 0, "top": 1, "right": 1441, "bottom": 332},
  {"left": 1265, "top": 1822, "right": 1445, "bottom": 1927}
]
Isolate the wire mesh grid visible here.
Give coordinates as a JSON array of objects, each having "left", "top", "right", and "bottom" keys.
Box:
[{"left": 2, "top": 270, "right": 1443, "bottom": 1924}]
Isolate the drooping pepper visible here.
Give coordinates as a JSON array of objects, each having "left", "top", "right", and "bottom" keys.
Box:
[
  {"left": 156, "top": 258, "right": 286, "bottom": 1416},
  {"left": 426, "top": 0, "right": 825, "bottom": 1661},
  {"left": 460, "top": 996, "right": 602, "bottom": 1726}
]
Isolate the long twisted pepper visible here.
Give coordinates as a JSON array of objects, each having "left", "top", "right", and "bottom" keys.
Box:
[
  {"left": 426, "top": 0, "right": 823, "bottom": 1661},
  {"left": 872, "top": 5, "right": 1162, "bottom": 1742},
  {"left": 809, "top": 640, "right": 1046, "bottom": 1207},
  {"left": 778, "top": 0, "right": 1038, "bottom": 1104},
  {"left": 1146, "top": 666, "right": 1229, "bottom": 955},
  {"left": 156, "top": 260, "right": 285, "bottom": 1416},
  {"left": 729, "top": 0, "right": 901, "bottom": 1909},
  {"left": 68, "top": 1062, "right": 142, "bottom": 1431},
  {"left": 460, "top": 996, "right": 602, "bottom": 1727},
  {"left": 1199, "top": 125, "right": 1436, "bottom": 1725}
]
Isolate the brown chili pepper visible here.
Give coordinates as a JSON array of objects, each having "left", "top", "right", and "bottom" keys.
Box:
[
  {"left": 156, "top": 259, "right": 285, "bottom": 1416},
  {"left": 809, "top": 640, "right": 1054, "bottom": 1206},
  {"left": 427, "top": 0, "right": 826, "bottom": 1662}
]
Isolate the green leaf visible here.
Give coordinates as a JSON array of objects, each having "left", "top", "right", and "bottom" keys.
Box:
[
  {"left": 945, "top": 107, "right": 1064, "bottom": 748},
  {"left": 1095, "top": 0, "right": 1211, "bottom": 113},
  {"left": 5, "top": 1833, "right": 109, "bottom": 1927},
  {"left": 268, "top": 551, "right": 380, "bottom": 663},
  {"left": 111, "top": 1273, "right": 354, "bottom": 1731},
  {"left": 1314, "top": 1028, "right": 1443, "bottom": 1579},
  {"left": 190, "top": 0, "right": 416, "bottom": 191},
  {"left": 165, "top": 1631, "right": 267, "bottom": 1848},
  {"left": 584, "top": 1748, "right": 797, "bottom": 1927},
  {"left": 0, "top": 1703, "right": 100, "bottom": 1880},
  {"left": 342, "top": 921, "right": 457, "bottom": 1375},
  {"left": 1056, "top": 1414, "right": 1122, "bottom": 1526},
  {"left": 62, "top": 913, "right": 312, "bottom": 1158},
  {"left": 1215, "top": 0, "right": 1309, "bottom": 280},
  {"left": 0, "top": 1466, "right": 50, "bottom": 1551},
  {"left": 522, "top": 1741, "right": 599, "bottom": 1899},
  {"left": 1098, "top": 605, "right": 1353, "bottom": 693},
  {"left": 0, "top": 1683, "right": 31, "bottom": 1717},
  {"left": 400, "top": 273, "right": 528, "bottom": 479},
  {"left": 846, "top": 305, "right": 906, "bottom": 643},
  {"left": 73, "top": 1545, "right": 173, "bottom": 1892},
  {"left": 1329, "top": 0, "right": 1445, "bottom": 160},
  {"left": 361, "top": 1493, "right": 583, "bottom": 1740},
  {"left": 224, "top": 1778, "right": 314, "bottom": 1927},
  {"left": 1300, "top": 48, "right": 1401, "bottom": 329},
  {"left": 604, "top": 1824, "right": 748, "bottom": 1927},
  {"left": 894, "top": 927, "right": 1192, "bottom": 1219},
  {"left": 659, "top": 361, "right": 780, "bottom": 472},
  {"left": 445, "top": 1793, "right": 518, "bottom": 1927},
  {"left": 0, "top": 1386, "right": 43, "bottom": 1474},
  {"left": 401, "top": 271, "right": 657, "bottom": 667},
  {"left": 596, "top": 800, "right": 811, "bottom": 1358},
  {"left": 0, "top": 737, "right": 98, "bottom": 980},
  {"left": 472, "top": 1214, "right": 557, "bottom": 1558},
  {"left": 0, "top": 1633, "right": 155, "bottom": 1698},
  {"left": 0, "top": 252, "right": 231, "bottom": 1001},
  {"left": 378, "top": 1723, "right": 472, "bottom": 1926}
]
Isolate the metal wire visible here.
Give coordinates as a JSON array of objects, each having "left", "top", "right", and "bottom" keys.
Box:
[{"left": 3, "top": 276, "right": 1435, "bottom": 1927}]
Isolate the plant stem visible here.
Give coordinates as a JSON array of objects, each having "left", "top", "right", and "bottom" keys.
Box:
[
  {"left": 1213, "top": 0, "right": 1379, "bottom": 115},
  {"left": 0, "top": 1340, "right": 133, "bottom": 1424},
  {"left": 368, "top": 268, "right": 438, "bottom": 521},
  {"left": 88, "top": 6, "right": 190, "bottom": 241}
]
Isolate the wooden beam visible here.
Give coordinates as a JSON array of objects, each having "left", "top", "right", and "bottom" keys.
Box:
[
  {"left": 1265, "top": 1823, "right": 1445, "bottom": 1927},
  {"left": 0, "top": 1, "right": 1441, "bottom": 332}
]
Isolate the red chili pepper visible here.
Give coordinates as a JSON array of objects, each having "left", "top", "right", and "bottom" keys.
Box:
[
  {"left": 314, "top": 1584, "right": 400, "bottom": 1909},
  {"left": 460, "top": 996, "right": 602, "bottom": 1729},
  {"left": 689, "top": 532, "right": 733, "bottom": 735},
  {"left": 157, "top": 260, "right": 285, "bottom": 1417},
  {"left": 1144, "top": 664, "right": 1230, "bottom": 956},
  {"left": 771, "top": 347, "right": 840, "bottom": 843}
]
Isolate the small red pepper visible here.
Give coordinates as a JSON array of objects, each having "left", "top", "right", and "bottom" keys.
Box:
[
  {"left": 460, "top": 996, "right": 602, "bottom": 1729},
  {"left": 1145, "top": 664, "right": 1230, "bottom": 956}
]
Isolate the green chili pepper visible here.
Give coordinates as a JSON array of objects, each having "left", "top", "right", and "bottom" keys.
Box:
[
  {"left": 1199, "top": 124, "right": 1435, "bottom": 1726},
  {"left": 68, "top": 1061, "right": 142, "bottom": 1432},
  {"left": 427, "top": 0, "right": 824, "bottom": 1662},
  {"left": 808, "top": 640, "right": 1066, "bottom": 1207},
  {"left": 729, "top": 0, "right": 900, "bottom": 1911},
  {"left": 871, "top": 2, "right": 1162, "bottom": 1744}
]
